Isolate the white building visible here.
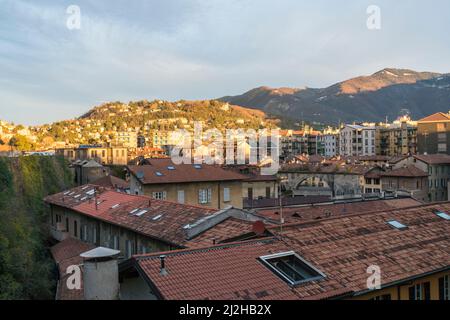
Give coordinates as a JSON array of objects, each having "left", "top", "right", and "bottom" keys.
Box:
[
  {"left": 339, "top": 125, "right": 376, "bottom": 156},
  {"left": 323, "top": 134, "right": 338, "bottom": 157}
]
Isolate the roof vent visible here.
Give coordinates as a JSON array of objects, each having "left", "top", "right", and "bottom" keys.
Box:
[
  {"left": 159, "top": 255, "right": 168, "bottom": 276},
  {"left": 387, "top": 220, "right": 407, "bottom": 230}
]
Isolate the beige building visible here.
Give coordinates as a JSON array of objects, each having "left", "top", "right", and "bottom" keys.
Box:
[
  {"left": 376, "top": 116, "right": 417, "bottom": 156},
  {"left": 56, "top": 145, "right": 128, "bottom": 165},
  {"left": 128, "top": 159, "right": 246, "bottom": 209}
]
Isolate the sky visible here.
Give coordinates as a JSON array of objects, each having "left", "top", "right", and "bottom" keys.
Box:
[{"left": 1, "top": 0, "right": 449, "bottom": 125}]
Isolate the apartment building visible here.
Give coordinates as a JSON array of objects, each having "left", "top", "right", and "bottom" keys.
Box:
[
  {"left": 323, "top": 133, "right": 338, "bottom": 157},
  {"left": 417, "top": 112, "right": 450, "bottom": 155},
  {"left": 45, "top": 185, "right": 264, "bottom": 259},
  {"left": 394, "top": 154, "right": 450, "bottom": 202},
  {"left": 56, "top": 145, "right": 128, "bottom": 165},
  {"left": 339, "top": 124, "right": 376, "bottom": 156},
  {"left": 127, "top": 158, "right": 246, "bottom": 209},
  {"left": 376, "top": 116, "right": 417, "bottom": 156}
]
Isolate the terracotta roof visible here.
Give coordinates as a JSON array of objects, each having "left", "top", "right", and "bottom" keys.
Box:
[
  {"left": 51, "top": 238, "right": 95, "bottom": 300},
  {"left": 418, "top": 112, "right": 450, "bottom": 123},
  {"left": 130, "top": 202, "right": 450, "bottom": 300},
  {"left": 185, "top": 218, "right": 262, "bottom": 248},
  {"left": 132, "top": 239, "right": 301, "bottom": 300},
  {"left": 128, "top": 159, "right": 247, "bottom": 185},
  {"left": 413, "top": 154, "right": 450, "bottom": 165},
  {"left": 91, "top": 175, "right": 129, "bottom": 189},
  {"left": 45, "top": 185, "right": 217, "bottom": 247},
  {"left": 381, "top": 165, "right": 428, "bottom": 178},
  {"left": 255, "top": 198, "right": 422, "bottom": 223}
]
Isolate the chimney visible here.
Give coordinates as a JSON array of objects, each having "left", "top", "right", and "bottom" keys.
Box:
[
  {"left": 81, "top": 247, "right": 120, "bottom": 300},
  {"left": 159, "top": 255, "right": 168, "bottom": 276}
]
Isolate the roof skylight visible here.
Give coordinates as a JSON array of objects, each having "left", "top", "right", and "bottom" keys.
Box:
[
  {"left": 193, "top": 164, "right": 202, "bottom": 169},
  {"left": 436, "top": 212, "right": 450, "bottom": 220},
  {"left": 130, "top": 208, "right": 139, "bottom": 214},
  {"left": 155, "top": 172, "right": 164, "bottom": 176},
  {"left": 167, "top": 166, "right": 175, "bottom": 170},
  {"left": 135, "top": 210, "right": 148, "bottom": 217},
  {"left": 387, "top": 220, "right": 407, "bottom": 230},
  {"left": 111, "top": 204, "right": 120, "bottom": 209},
  {"left": 152, "top": 214, "right": 163, "bottom": 221},
  {"left": 260, "top": 251, "right": 325, "bottom": 285}
]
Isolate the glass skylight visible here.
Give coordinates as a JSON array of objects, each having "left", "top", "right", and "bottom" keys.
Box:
[
  {"left": 260, "top": 251, "right": 325, "bottom": 285},
  {"left": 387, "top": 220, "right": 407, "bottom": 230},
  {"left": 436, "top": 212, "right": 450, "bottom": 220}
]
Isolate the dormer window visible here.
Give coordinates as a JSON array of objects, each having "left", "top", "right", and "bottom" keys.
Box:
[{"left": 260, "top": 252, "right": 325, "bottom": 285}]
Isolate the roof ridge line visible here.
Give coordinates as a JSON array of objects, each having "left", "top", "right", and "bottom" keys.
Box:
[
  {"left": 266, "top": 201, "right": 449, "bottom": 230},
  {"left": 133, "top": 237, "right": 277, "bottom": 261}
]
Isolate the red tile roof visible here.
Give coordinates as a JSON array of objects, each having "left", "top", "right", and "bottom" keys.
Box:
[
  {"left": 418, "top": 112, "right": 450, "bottom": 122},
  {"left": 413, "top": 154, "right": 450, "bottom": 165},
  {"left": 45, "top": 185, "right": 217, "bottom": 247},
  {"left": 128, "top": 159, "right": 247, "bottom": 185},
  {"left": 255, "top": 198, "right": 422, "bottom": 223},
  {"left": 185, "top": 217, "right": 258, "bottom": 248},
  {"left": 380, "top": 165, "right": 428, "bottom": 178},
  {"left": 51, "top": 238, "right": 95, "bottom": 300},
  {"left": 91, "top": 175, "right": 129, "bottom": 189},
  {"left": 129, "top": 202, "right": 450, "bottom": 300}
]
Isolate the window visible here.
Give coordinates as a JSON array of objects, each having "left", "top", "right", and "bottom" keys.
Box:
[
  {"left": 266, "top": 187, "right": 271, "bottom": 199},
  {"left": 223, "top": 188, "right": 231, "bottom": 202},
  {"left": 248, "top": 188, "right": 254, "bottom": 199},
  {"left": 199, "top": 188, "right": 212, "bottom": 204},
  {"left": 152, "top": 191, "right": 167, "bottom": 200},
  {"left": 409, "top": 282, "right": 431, "bottom": 300},
  {"left": 125, "top": 240, "right": 134, "bottom": 258},
  {"left": 74, "top": 221, "right": 78, "bottom": 237},
  {"left": 439, "top": 275, "right": 449, "bottom": 300},
  {"left": 260, "top": 252, "right": 325, "bottom": 285},
  {"left": 65, "top": 218, "right": 69, "bottom": 232},
  {"left": 177, "top": 190, "right": 185, "bottom": 204},
  {"left": 436, "top": 212, "right": 450, "bottom": 220}
]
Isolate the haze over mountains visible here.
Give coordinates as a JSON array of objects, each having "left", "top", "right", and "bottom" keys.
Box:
[{"left": 220, "top": 68, "right": 450, "bottom": 124}]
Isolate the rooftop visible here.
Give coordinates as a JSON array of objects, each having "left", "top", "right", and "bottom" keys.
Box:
[
  {"left": 128, "top": 201, "right": 450, "bottom": 300},
  {"left": 418, "top": 112, "right": 450, "bottom": 123},
  {"left": 45, "top": 185, "right": 261, "bottom": 247},
  {"left": 254, "top": 198, "right": 422, "bottom": 223},
  {"left": 380, "top": 165, "right": 428, "bottom": 178},
  {"left": 413, "top": 154, "right": 450, "bottom": 165},
  {"left": 128, "top": 159, "right": 247, "bottom": 185},
  {"left": 91, "top": 175, "right": 129, "bottom": 190}
]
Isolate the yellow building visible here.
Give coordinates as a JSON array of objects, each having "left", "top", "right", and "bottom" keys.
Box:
[{"left": 128, "top": 159, "right": 246, "bottom": 209}]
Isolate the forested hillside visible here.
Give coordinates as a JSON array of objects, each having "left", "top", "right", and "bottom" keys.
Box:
[{"left": 0, "top": 156, "right": 73, "bottom": 299}]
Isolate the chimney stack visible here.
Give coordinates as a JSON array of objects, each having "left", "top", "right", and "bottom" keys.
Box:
[
  {"left": 159, "top": 255, "right": 168, "bottom": 276},
  {"left": 81, "top": 247, "right": 120, "bottom": 300}
]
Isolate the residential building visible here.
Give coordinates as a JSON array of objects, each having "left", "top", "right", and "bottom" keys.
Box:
[
  {"left": 417, "top": 112, "right": 450, "bottom": 155},
  {"left": 114, "top": 131, "right": 137, "bottom": 148},
  {"left": 380, "top": 165, "right": 429, "bottom": 201},
  {"left": 323, "top": 133, "right": 338, "bottom": 157},
  {"left": 73, "top": 160, "right": 109, "bottom": 186},
  {"left": 376, "top": 116, "right": 417, "bottom": 156},
  {"left": 56, "top": 145, "right": 128, "bottom": 165},
  {"left": 127, "top": 158, "right": 246, "bottom": 209},
  {"left": 45, "top": 185, "right": 263, "bottom": 257},
  {"left": 339, "top": 124, "right": 376, "bottom": 156},
  {"left": 394, "top": 154, "right": 450, "bottom": 202}
]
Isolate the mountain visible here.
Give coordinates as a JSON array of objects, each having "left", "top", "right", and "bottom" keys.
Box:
[{"left": 220, "top": 68, "right": 450, "bottom": 124}]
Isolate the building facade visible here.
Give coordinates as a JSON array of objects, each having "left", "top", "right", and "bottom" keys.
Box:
[
  {"left": 339, "top": 125, "right": 376, "bottom": 157},
  {"left": 417, "top": 112, "right": 450, "bottom": 155}
]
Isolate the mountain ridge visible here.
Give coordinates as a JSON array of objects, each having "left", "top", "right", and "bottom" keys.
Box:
[{"left": 219, "top": 68, "right": 450, "bottom": 124}]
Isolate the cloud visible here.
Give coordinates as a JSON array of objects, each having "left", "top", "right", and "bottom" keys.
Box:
[{"left": 0, "top": 0, "right": 449, "bottom": 124}]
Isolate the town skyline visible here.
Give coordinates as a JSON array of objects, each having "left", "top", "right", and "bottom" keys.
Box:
[{"left": 2, "top": 0, "right": 450, "bottom": 124}]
